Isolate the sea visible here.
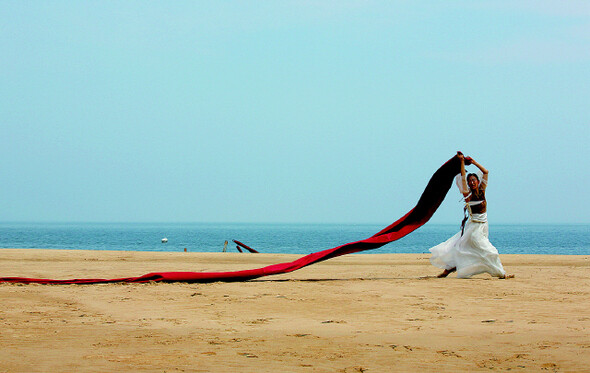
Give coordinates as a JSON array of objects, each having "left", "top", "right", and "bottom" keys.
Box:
[{"left": 0, "top": 222, "right": 588, "bottom": 256}]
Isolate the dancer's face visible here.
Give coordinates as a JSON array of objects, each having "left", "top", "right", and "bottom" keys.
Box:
[{"left": 468, "top": 175, "right": 479, "bottom": 190}]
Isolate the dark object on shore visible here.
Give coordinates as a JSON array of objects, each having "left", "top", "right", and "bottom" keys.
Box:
[{"left": 233, "top": 240, "right": 260, "bottom": 253}]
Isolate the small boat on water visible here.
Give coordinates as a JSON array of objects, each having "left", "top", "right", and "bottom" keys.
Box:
[{"left": 161, "top": 238, "right": 168, "bottom": 243}]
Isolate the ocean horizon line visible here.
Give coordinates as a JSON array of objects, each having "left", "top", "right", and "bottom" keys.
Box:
[{"left": 1, "top": 221, "right": 588, "bottom": 226}]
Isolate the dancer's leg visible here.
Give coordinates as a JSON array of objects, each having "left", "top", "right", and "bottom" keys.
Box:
[{"left": 437, "top": 267, "right": 456, "bottom": 278}]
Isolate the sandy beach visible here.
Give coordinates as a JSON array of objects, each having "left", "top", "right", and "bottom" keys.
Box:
[{"left": 1, "top": 249, "right": 589, "bottom": 372}]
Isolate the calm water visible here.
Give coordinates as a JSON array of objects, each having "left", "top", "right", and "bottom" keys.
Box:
[{"left": 0, "top": 222, "right": 588, "bottom": 255}]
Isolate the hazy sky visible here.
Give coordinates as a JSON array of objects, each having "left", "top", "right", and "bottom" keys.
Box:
[{"left": 1, "top": 1, "right": 589, "bottom": 224}]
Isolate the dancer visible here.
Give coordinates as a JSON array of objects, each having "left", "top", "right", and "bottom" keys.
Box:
[{"left": 430, "top": 152, "right": 513, "bottom": 279}]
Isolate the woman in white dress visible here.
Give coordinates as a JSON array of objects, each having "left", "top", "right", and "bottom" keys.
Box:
[{"left": 429, "top": 153, "right": 513, "bottom": 279}]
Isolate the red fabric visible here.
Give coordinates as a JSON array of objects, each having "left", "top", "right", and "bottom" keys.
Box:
[{"left": 0, "top": 155, "right": 463, "bottom": 284}]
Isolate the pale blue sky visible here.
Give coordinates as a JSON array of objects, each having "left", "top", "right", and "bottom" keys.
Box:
[{"left": 1, "top": 1, "right": 589, "bottom": 224}]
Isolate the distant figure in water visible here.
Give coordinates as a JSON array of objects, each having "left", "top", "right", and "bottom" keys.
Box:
[{"left": 429, "top": 152, "right": 513, "bottom": 279}]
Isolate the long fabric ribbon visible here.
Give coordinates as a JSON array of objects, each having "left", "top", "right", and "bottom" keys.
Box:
[{"left": 0, "top": 155, "right": 464, "bottom": 284}]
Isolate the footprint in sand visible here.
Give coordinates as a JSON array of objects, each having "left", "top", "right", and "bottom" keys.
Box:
[
  {"left": 238, "top": 352, "right": 258, "bottom": 358},
  {"left": 437, "top": 350, "right": 462, "bottom": 358},
  {"left": 247, "top": 318, "right": 272, "bottom": 325},
  {"left": 343, "top": 366, "right": 368, "bottom": 373}
]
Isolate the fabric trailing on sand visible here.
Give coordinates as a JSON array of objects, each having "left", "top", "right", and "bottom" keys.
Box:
[{"left": 1, "top": 155, "right": 466, "bottom": 284}]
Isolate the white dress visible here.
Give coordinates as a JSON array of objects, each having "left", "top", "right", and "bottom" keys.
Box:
[{"left": 429, "top": 186, "right": 506, "bottom": 278}]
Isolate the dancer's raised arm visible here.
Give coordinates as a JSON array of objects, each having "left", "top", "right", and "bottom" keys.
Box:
[
  {"left": 468, "top": 157, "right": 489, "bottom": 189},
  {"left": 457, "top": 152, "right": 469, "bottom": 197}
]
